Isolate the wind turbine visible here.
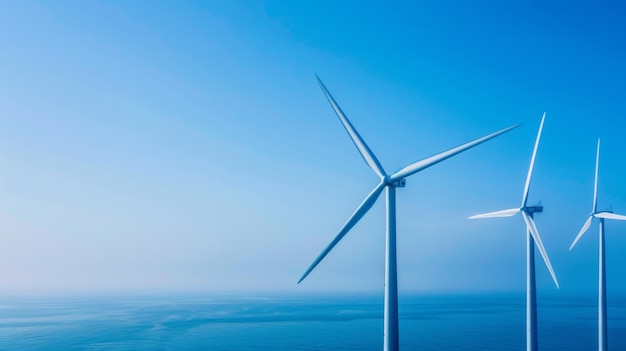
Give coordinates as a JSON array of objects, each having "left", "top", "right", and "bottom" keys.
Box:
[
  {"left": 468, "top": 113, "right": 559, "bottom": 351},
  {"left": 569, "top": 139, "right": 626, "bottom": 351},
  {"left": 298, "top": 75, "right": 520, "bottom": 351}
]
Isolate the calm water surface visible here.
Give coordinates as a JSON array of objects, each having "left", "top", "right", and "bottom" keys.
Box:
[{"left": 1, "top": 293, "right": 625, "bottom": 350}]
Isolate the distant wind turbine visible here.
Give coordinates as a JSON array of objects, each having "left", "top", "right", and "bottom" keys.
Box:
[
  {"left": 569, "top": 139, "right": 626, "bottom": 351},
  {"left": 468, "top": 113, "right": 559, "bottom": 351},
  {"left": 298, "top": 75, "right": 520, "bottom": 351}
]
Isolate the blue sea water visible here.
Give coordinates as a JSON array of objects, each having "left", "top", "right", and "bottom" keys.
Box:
[{"left": 1, "top": 293, "right": 625, "bottom": 350}]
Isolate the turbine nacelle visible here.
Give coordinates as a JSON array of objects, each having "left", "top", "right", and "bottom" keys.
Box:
[
  {"left": 384, "top": 177, "right": 406, "bottom": 187},
  {"left": 522, "top": 205, "right": 543, "bottom": 214}
]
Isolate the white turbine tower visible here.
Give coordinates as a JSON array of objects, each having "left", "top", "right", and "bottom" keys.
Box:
[
  {"left": 569, "top": 139, "right": 626, "bottom": 351},
  {"left": 298, "top": 75, "right": 520, "bottom": 351},
  {"left": 468, "top": 113, "right": 559, "bottom": 351}
]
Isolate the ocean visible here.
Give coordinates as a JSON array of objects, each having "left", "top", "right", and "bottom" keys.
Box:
[{"left": 2, "top": 293, "right": 625, "bottom": 350}]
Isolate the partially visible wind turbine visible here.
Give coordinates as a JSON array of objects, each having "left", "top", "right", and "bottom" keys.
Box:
[
  {"left": 468, "top": 113, "right": 559, "bottom": 351},
  {"left": 298, "top": 75, "right": 521, "bottom": 351},
  {"left": 569, "top": 139, "right": 626, "bottom": 351}
]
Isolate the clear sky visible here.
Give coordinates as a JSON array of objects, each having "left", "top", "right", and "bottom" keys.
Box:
[{"left": 2, "top": 1, "right": 626, "bottom": 295}]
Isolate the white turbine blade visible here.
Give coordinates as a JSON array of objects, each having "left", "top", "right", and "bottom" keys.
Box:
[
  {"left": 521, "top": 211, "right": 559, "bottom": 288},
  {"left": 468, "top": 208, "right": 520, "bottom": 219},
  {"left": 388, "top": 123, "right": 521, "bottom": 183},
  {"left": 521, "top": 113, "right": 545, "bottom": 207},
  {"left": 569, "top": 216, "right": 593, "bottom": 250},
  {"left": 595, "top": 212, "right": 626, "bottom": 221},
  {"left": 298, "top": 181, "right": 386, "bottom": 284},
  {"left": 593, "top": 138, "right": 600, "bottom": 212},
  {"left": 316, "top": 75, "right": 386, "bottom": 178}
]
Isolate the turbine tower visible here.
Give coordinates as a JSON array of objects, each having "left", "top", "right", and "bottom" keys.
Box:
[
  {"left": 468, "top": 113, "right": 559, "bottom": 351},
  {"left": 569, "top": 139, "right": 626, "bottom": 351},
  {"left": 298, "top": 75, "right": 520, "bottom": 351}
]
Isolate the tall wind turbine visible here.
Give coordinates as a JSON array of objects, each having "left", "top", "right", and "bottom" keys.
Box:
[
  {"left": 569, "top": 139, "right": 626, "bottom": 351},
  {"left": 298, "top": 75, "right": 520, "bottom": 351},
  {"left": 468, "top": 113, "right": 559, "bottom": 351}
]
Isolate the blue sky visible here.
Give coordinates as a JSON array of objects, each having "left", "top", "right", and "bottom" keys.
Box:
[{"left": 2, "top": 1, "right": 626, "bottom": 295}]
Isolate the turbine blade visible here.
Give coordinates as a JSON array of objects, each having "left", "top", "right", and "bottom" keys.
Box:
[
  {"left": 570, "top": 216, "right": 593, "bottom": 250},
  {"left": 316, "top": 75, "right": 386, "bottom": 178},
  {"left": 521, "top": 113, "right": 546, "bottom": 207},
  {"left": 468, "top": 208, "right": 520, "bottom": 219},
  {"left": 595, "top": 212, "right": 626, "bottom": 221},
  {"left": 298, "top": 181, "right": 386, "bottom": 284},
  {"left": 521, "top": 211, "right": 559, "bottom": 288},
  {"left": 593, "top": 138, "right": 600, "bottom": 212},
  {"left": 388, "top": 123, "right": 521, "bottom": 182}
]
